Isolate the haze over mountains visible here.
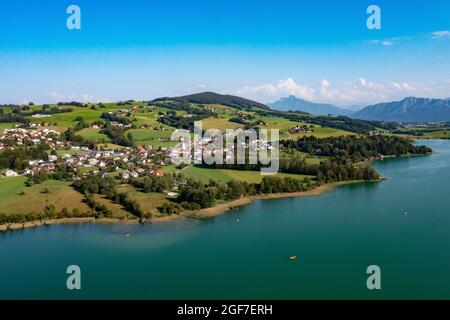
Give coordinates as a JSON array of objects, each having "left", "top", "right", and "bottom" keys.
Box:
[
  {"left": 354, "top": 97, "right": 450, "bottom": 122},
  {"left": 268, "top": 95, "right": 450, "bottom": 123},
  {"left": 159, "top": 92, "right": 450, "bottom": 123},
  {"left": 268, "top": 95, "right": 354, "bottom": 116}
]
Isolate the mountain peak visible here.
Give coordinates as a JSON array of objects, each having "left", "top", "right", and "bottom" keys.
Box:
[
  {"left": 268, "top": 95, "right": 353, "bottom": 116},
  {"left": 355, "top": 97, "right": 450, "bottom": 122}
]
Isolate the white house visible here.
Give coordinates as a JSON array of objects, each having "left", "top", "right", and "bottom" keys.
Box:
[{"left": 4, "top": 169, "right": 19, "bottom": 177}]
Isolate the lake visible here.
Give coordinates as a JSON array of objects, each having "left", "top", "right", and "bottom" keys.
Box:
[{"left": 1, "top": 139, "right": 450, "bottom": 299}]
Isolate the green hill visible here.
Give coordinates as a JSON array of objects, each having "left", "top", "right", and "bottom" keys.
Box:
[{"left": 153, "top": 92, "right": 270, "bottom": 111}]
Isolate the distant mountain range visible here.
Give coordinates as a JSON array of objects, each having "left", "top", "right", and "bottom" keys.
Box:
[
  {"left": 154, "top": 93, "right": 450, "bottom": 123},
  {"left": 354, "top": 97, "right": 450, "bottom": 122},
  {"left": 267, "top": 95, "right": 354, "bottom": 116},
  {"left": 154, "top": 92, "right": 270, "bottom": 111}
]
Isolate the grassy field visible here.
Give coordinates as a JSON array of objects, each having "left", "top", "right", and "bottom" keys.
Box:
[
  {"left": 126, "top": 127, "right": 181, "bottom": 148},
  {"left": 181, "top": 166, "right": 313, "bottom": 184},
  {"left": 127, "top": 128, "right": 170, "bottom": 139},
  {"left": 0, "top": 176, "right": 27, "bottom": 202},
  {"left": 117, "top": 185, "right": 171, "bottom": 216},
  {"left": 51, "top": 149, "right": 80, "bottom": 156},
  {"left": 201, "top": 118, "right": 243, "bottom": 131},
  {"left": 77, "top": 128, "right": 111, "bottom": 143},
  {"left": 92, "top": 195, "right": 131, "bottom": 218},
  {"left": 280, "top": 150, "right": 327, "bottom": 165},
  {"left": 0, "top": 123, "right": 15, "bottom": 130},
  {"left": 96, "top": 143, "right": 124, "bottom": 150},
  {"left": 215, "top": 116, "right": 354, "bottom": 139},
  {"left": 18, "top": 102, "right": 355, "bottom": 141},
  {"left": 27, "top": 106, "right": 117, "bottom": 131},
  {"left": 0, "top": 178, "right": 90, "bottom": 214},
  {"left": 131, "top": 107, "right": 182, "bottom": 128},
  {"left": 420, "top": 130, "right": 450, "bottom": 139}
]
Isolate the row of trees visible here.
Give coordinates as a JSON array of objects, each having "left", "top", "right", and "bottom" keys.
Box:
[
  {"left": 25, "top": 163, "right": 74, "bottom": 186},
  {"left": 0, "top": 206, "right": 91, "bottom": 224},
  {"left": 152, "top": 100, "right": 216, "bottom": 130},
  {"left": 254, "top": 109, "right": 399, "bottom": 134},
  {"left": 130, "top": 175, "right": 175, "bottom": 193},
  {"left": 169, "top": 176, "right": 316, "bottom": 212},
  {"left": 281, "top": 135, "right": 432, "bottom": 161},
  {"left": 100, "top": 112, "right": 133, "bottom": 126},
  {"left": 0, "top": 144, "right": 49, "bottom": 170},
  {"left": 101, "top": 125, "right": 134, "bottom": 147},
  {"left": 73, "top": 175, "right": 144, "bottom": 218},
  {"left": 63, "top": 127, "right": 96, "bottom": 149},
  {"left": 0, "top": 114, "right": 29, "bottom": 124}
]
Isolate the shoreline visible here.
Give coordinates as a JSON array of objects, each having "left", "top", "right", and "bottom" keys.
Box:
[
  {"left": 180, "top": 180, "right": 372, "bottom": 219},
  {"left": 0, "top": 214, "right": 180, "bottom": 233},
  {"left": 0, "top": 180, "right": 377, "bottom": 233}
]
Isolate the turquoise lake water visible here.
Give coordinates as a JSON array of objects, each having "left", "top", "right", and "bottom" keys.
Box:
[{"left": 1, "top": 139, "right": 450, "bottom": 299}]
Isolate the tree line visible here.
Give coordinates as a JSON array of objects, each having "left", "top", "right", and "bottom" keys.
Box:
[
  {"left": 281, "top": 135, "right": 431, "bottom": 161},
  {"left": 159, "top": 176, "right": 316, "bottom": 214},
  {"left": 73, "top": 175, "right": 144, "bottom": 218}
]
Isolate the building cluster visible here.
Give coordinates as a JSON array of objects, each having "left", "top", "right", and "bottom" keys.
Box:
[
  {"left": 0, "top": 128, "right": 173, "bottom": 179},
  {"left": 170, "top": 131, "right": 275, "bottom": 164},
  {"left": 0, "top": 128, "right": 64, "bottom": 150},
  {"left": 288, "top": 124, "right": 313, "bottom": 134}
]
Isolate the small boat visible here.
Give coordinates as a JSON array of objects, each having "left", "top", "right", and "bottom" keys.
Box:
[
  {"left": 236, "top": 219, "right": 240, "bottom": 223},
  {"left": 402, "top": 209, "right": 408, "bottom": 215},
  {"left": 126, "top": 234, "right": 130, "bottom": 237},
  {"left": 289, "top": 256, "right": 297, "bottom": 261}
]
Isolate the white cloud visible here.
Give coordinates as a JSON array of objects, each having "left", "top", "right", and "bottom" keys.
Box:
[
  {"left": 431, "top": 31, "right": 450, "bottom": 39},
  {"left": 367, "top": 31, "right": 450, "bottom": 46},
  {"left": 237, "top": 77, "right": 445, "bottom": 105},
  {"left": 320, "top": 79, "right": 355, "bottom": 102},
  {"left": 237, "top": 78, "right": 315, "bottom": 100},
  {"left": 369, "top": 39, "right": 395, "bottom": 46},
  {"left": 359, "top": 78, "right": 386, "bottom": 90},
  {"left": 49, "top": 91, "right": 108, "bottom": 103},
  {"left": 390, "top": 82, "right": 415, "bottom": 92}
]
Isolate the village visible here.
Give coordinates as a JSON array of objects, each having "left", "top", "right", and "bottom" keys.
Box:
[{"left": 0, "top": 127, "right": 171, "bottom": 180}]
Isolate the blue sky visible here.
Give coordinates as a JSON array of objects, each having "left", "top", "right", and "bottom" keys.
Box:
[{"left": 1, "top": 0, "right": 449, "bottom": 106}]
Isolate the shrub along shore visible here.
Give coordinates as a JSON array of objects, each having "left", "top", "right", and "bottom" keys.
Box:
[{"left": 0, "top": 179, "right": 372, "bottom": 232}]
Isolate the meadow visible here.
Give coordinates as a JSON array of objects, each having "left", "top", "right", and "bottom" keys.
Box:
[
  {"left": 77, "top": 128, "right": 111, "bottom": 143},
  {"left": 0, "top": 178, "right": 90, "bottom": 214},
  {"left": 117, "top": 185, "right": 171, "bottom": 217},
  {"left": 181, "top": 166, "right": 313, "bottom": 184}
]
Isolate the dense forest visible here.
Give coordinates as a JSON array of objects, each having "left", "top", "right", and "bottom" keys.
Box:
[
  {"left": 255, "top": 109, "right": 398, "bottom": 134},
  {"left": 73, "top": 175, "right": 143, "bottom": 218},
  {"left": 152, "top": 92, "right": 270, "bottom": 111},
  {"left": 281, "top": 135, "right": 431, "bottom": 161},
  {"left": 101, "top": 125, "right": 134, "bottom": 147},
  {"left": 154, "top": 101, "right": 216, "bottom": 130},
  {"left": 164, "top": 175, "right": 316, "bottom": 213},
  {"left": 0, "top": 145, "right": 49, "bottom": 170}
]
